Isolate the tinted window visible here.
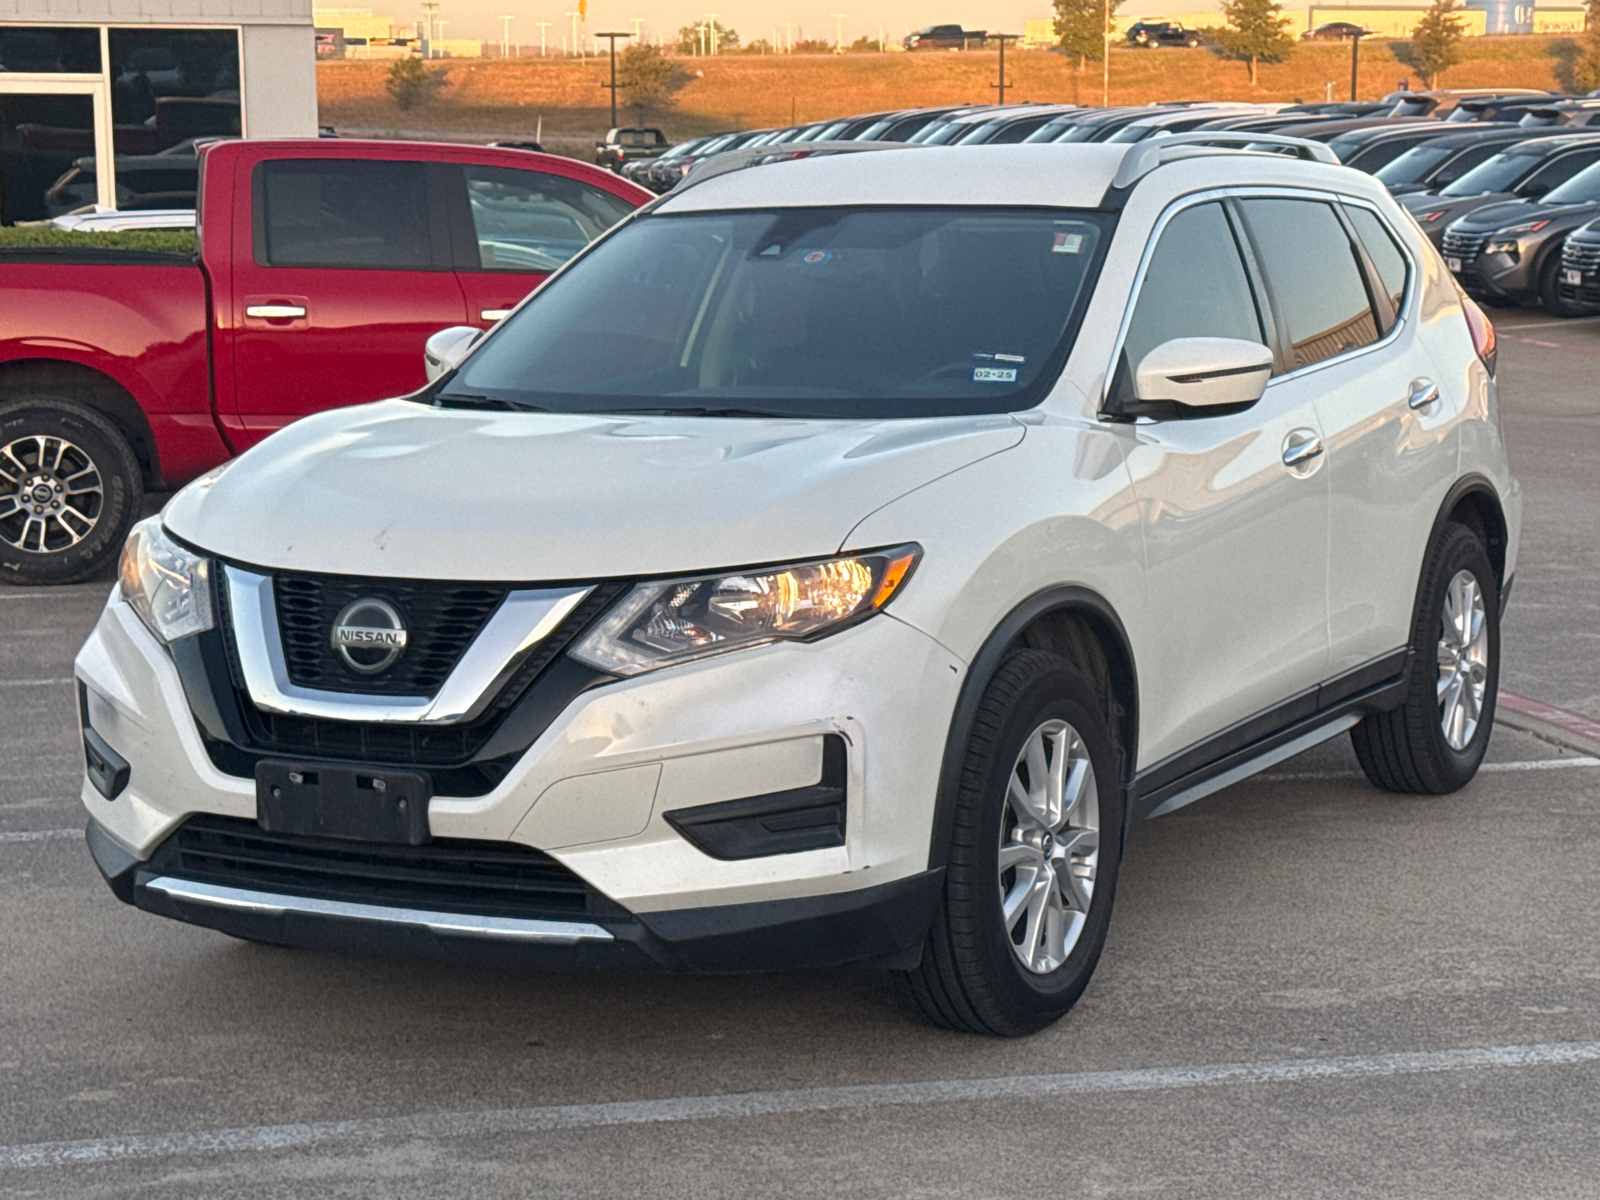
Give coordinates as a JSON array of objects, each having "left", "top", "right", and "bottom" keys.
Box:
[
  {"left": 443, "top": 208, "right": 1111, "bottom": 419},
  {"left": 1121, "top": 202, "right": 1266, "bottom": 378},
  {"left": 1530, "top": 154, "right": 1600, "bottom": 199},
  {"left": 1240, "top": 198, "right": 1380, "bottom": 370},
  {"left": 464, "top": 166, "right": 634, "bottom": 272},
  {"left": 109, "top": 28, "right": 240, "bottom": 149},
  {"left": 1346, "top": 206, "right": 1409, "bottom": 323},
  {"left": 1345, "top": 134, "right": 1431, "bottom": 173},
  {"left": 1373, "top": 144, "right": 1452, "bottom": 185},
  {"left": 257, "top": 160, "right": 432, "bottom": 269},
  {"left": 0, "top": 26, "right": 100, "bottom": 72},
  {"left": 1441, "top": 150, "right": 1539, "bottom": 196},
  {"left": 1438, "top": 142, "right": 1505, "bottom": 181}
]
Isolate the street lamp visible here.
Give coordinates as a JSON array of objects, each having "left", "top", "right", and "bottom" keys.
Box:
[
  {"left": 1350, "top": 28, "right": 1367, "bottom": 102},
  {"left": 596, "top": 31, "right": 632, "bottom": 129},
  {"left": 565, "top": 10, "right": 580, "bottom": 57},
  {"left": 497, "top": 13, "right": 514, "bottom": 58},
  {"left": 832, "top": 13, "right": 846, "bottom": 52},
  {"left": 536, "top": 20, "right": 549, "bottom": 56},
  {"left": 705, "top": 13, "right": 720, "bottom": 54},
  {"left": 990, "top": 33, "right": 1018, "bottom": 103}
]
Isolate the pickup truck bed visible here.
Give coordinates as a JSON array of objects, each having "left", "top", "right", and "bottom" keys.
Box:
[{"left": 1, "top": 139, "right": 649, "bottom": 585}]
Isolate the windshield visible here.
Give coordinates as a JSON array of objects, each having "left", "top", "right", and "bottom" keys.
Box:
[
  {"left": 1542, "top": 161, "right": 1600, "bottom": 204},
  {"left": 1441, "top": 150, "right": 1538, "bottom": 196},
  {"left": 1374, "top": 144, "right": 1453, "bottom": 185},
  {"left": 440, "top": 207, "right": 1112, "bottom": 420}
]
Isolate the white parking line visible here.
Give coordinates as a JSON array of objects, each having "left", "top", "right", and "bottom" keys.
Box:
[
  {"left": 1255, "top": 757, "right": 1600, "bottom": 783},
  {"left": 0, "top": 678, "right": 74, "bottom": 688},
  {"left": 2, "top": 1039, "right": 1598, "bottom": 1170},
  {"left": 0, "top": 828, "right": 83, "bottom": 844}
]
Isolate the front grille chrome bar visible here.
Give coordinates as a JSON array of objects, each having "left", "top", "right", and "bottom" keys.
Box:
[
  {"left": 145, "top": 875, "right": 615, "bottom": 944},
  {"left": 223, "top": 566, "right": 591, "bottom": 724}
]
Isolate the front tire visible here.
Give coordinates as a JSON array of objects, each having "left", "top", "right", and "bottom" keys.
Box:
[
  {"left": 1351, "top": 522, "right": 1499, "bottom": 793},
  {"left": 895, "top": 651, "right": 1123, "bottom": 1036},
  {"left": 1538, "top": 252, "right": 1599, "bottom": 318},
  {"left": 0, "top": 397, "right": 142, "bottom": 586}
]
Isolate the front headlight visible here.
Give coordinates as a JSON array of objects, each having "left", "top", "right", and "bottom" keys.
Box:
[
  {"left": 117, "top": 517, "right": 214, "bottom": 644},
  {"left": 571, "top": 545, "right": 921, "bottom": 677}
]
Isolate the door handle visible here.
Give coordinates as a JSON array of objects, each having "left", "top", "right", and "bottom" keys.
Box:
[
  {"left": 480, "top": 309, "right": 513, "bottom": 322},
  {"left": 1282, "top": 429, "right": 1324, "bottom": 469},
  {"left": 1406, "top": 378, "right": 1441, "bottom": 410},
  {"left": 245, "top": 304, "right": 307, "bottom": 320}
]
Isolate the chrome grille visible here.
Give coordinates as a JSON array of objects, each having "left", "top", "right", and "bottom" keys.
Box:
[
  {"left": 1441, "top": 229, "right": 1488, "bottom": 263},
  {"left": 1563, "top": 236, "right": 1600, "bottom": 277}
]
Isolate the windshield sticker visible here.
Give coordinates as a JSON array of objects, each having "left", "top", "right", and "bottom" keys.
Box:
[
  {"left": 800, "top": 249, "right": 832, "bottom": 265},
  {"left": 1052, "top": 232, "right": 1084, "bottom": 255},
  {"left": 972, "top": 365, "right": 1019, "bottom": 384},
  {"left": 973, "top": 352, "right": 1025, "bottom": 365}
]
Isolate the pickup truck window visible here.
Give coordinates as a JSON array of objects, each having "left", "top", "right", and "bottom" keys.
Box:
[
  {"left": 462, "top": 165, "right": 636, "bottom": 273},
  {"left": 255, "top": 159, "right": 434, "bottom": 270}
]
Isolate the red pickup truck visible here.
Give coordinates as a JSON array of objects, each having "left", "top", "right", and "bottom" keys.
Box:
[{"left": 0, "top": 138, "right": 650, "bottom": 585}]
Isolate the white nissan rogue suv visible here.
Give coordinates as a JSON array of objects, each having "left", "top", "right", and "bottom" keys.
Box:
[{"left": 77, "top": 137, "right": 1519, "bottom": 1035}]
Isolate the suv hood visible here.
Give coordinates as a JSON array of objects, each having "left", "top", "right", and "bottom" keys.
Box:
[
  {"left": 164, "top": 400, "right": 1024, "bottom": 580},
  {"left": 1452, "top": 198, "right": 1599, "bottom": 231}
]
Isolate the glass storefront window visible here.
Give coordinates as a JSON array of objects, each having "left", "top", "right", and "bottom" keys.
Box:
[
  {"left": 0, "top": 27, "right": 101, "bottom": 73},
  {"left": 0, "top": 93, "right": 96, "bottom": 223},
  {"left": 109, "top": 28, "right": 240, "bottom": 153}
]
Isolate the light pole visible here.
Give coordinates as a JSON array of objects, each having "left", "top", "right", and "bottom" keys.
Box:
[
  {"left": 1349, "top": 29, "right": 1365, "bottom": 102},
  {"left": 536, "top": 20, "right": 549, "bottom": 56},
  {"left": 991, "top": 33, "right": 1017, "bottom": 103},
  {"left": 705, "top": 13, "right": 720, "bottom": 54},
  {"left": 596, "top": 31, "right": 632, "bottom": 128},
  {"left": 433, "top": 19, "right": 447, "bottom": 53},
  {"left": 630, "top": 16, "right": 643, "bottom": 41},
  {"left": 781, "top": 21, "right": 797, "bottom": 51},
  {"left": 832, "top": 12, "right": 846, "bottom": 52},
  {"left": 1101, "top": 0, "right": 1110, "bottom": 107},
  {"left": 420, "top": 1, "right": 438, "bottom": 57},
  {"left": 497, "top": 14, "right": 513, "bottom": 58},
  {"left": 565, "top": 10, "right": 580, "bottom": 57}
]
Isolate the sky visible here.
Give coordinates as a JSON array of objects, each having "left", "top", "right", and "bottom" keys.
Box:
[{"left": 418, "top": 0, "right": 1235, "bottom": 47}]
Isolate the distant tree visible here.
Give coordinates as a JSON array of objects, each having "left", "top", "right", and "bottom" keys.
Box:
[
  {"left": 1573, "top": 0, "right": 1600, "bottom": 91},
  {"left": 675, "top": 23, "right": 738, "bottom": 53},
  {"left": 1411, "top": 0, "right": 1466, "bottom": 87},
  {"left": 1054, "top": 0, "right": 1121, "bottom": 67},
  {"left": 789, "top": 38, "right": 835, "bottom": 53},
  {"left": 718, "top": 27, "right": 740, "bottom": 50},
  {"left": 848, "top": 34, "right": 882, "bottom": 52},
  {"left": 1217, "top": 0, "right": 1295, "bottom": 84},
  {"left": 615, "top": 43, "right": 686, "bottom": 122},
  {"left": 384, "top": 56, "right": 442, "bottom": 110}
]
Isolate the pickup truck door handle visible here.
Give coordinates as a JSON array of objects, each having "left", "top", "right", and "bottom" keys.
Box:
[
  {"left": 245, "top": 304, "right": 307, "bottom": 320},
  {"left": 480, "top": 309, "right": 513, "bottom": 322},
  {"left": 1406, "top": 378, "right": 1441, "bottom": 410},
  {"left": 1282, "top": 428, "right": 1324, "bottom": 470}
]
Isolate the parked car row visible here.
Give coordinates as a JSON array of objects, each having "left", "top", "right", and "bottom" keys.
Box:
[{"left": 619, "top": 89, "right": 1600, "bottom": 316}]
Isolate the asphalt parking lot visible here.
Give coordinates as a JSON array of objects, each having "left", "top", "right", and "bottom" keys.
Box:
[{"left": 2, "top": 310, "right": 1598, "bottom": 1198}]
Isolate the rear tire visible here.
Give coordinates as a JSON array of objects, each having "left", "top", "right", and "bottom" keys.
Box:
[
  {"left": 0, "top": 397, "right": 142, "bottom": 587},
  {"left": 894, "top": 650, "right": 1122, "bottom": 1036},
  {"left": 1351, "top": 523, "right": 1499, "bottom": 794}
]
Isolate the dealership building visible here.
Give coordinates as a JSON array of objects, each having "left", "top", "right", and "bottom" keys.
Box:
[{"left": 0, "top": 1, "right": 316, "bottom": 224}]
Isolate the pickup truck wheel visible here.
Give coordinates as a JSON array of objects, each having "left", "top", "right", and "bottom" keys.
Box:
[
  {"left": 1350, "top": 522, "right": 1499, "bottom": 794},
  {"left": 894, "top": 650, "right": 1122, "bottom": 1036},
  {"left": 0, "top": 398, "right": 143, "bottom": 586}
]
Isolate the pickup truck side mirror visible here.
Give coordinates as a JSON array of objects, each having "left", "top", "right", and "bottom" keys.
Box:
[
  {"left": 424, "top": 325, "right": 482, "bottom": 382},
  {"left": 1128, "top": 337, "right": 1274, "bottom": 418}
]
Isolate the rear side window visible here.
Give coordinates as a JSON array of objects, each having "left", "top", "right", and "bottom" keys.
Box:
[
  {"left": 1345, "top": 206, "right": 1409, "bottom": 319},
  {"left": 1522, "top": 149, "right": 1600, "bottom": 194},
  {"left": 1120, "top": 202, "right": 1267, "bottom": 379},
  {"left": 462, "top": 165, "right": 635, "bottom": 272},
  {"left": 255, "top": 159, "right": 432, "bottom": 269},
  {"left": 1238, "top": 198, "right": 1380, "bottom": 371}
]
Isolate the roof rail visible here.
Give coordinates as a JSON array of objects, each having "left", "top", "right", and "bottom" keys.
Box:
[
  {"left": 673, "top": 140, "right": 918, "bottom": 194},
  {"left": 1110, "top": 131, "right": 1341, "bottom": 189}
]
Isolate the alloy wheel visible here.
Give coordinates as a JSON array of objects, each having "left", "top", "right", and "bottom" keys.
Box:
[
  {"left": 1437, "top": 568, "right": 1489, "bottom": 751},
  {"left": 998, "top": 718, "right": 1101, "bottom": 975},
  {"left": 0, "top": 435, "right": 104, "bottom": 555}
]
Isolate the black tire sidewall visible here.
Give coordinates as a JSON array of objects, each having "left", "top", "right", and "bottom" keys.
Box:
[
  {"left": 0, "top": 399, "right": 142, "bottom": 587},
  {"left": 1413, "top": 524, "right": 1500, "bottom": 788},
  {"left": 948, "top": 653, "right": 1123, "bottom": 1032}
]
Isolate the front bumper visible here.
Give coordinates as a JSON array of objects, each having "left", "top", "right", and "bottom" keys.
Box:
[{"left": 75, "top": 592, "right": 965, "bottom": 968}]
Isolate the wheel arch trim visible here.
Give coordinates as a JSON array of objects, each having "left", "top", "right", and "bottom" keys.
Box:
[
  {"left": 925, "top": 585, "right": 1140, "bottom": 872},
  {"left": 0, "top": 355, "right": 162, "bottom": 488}
]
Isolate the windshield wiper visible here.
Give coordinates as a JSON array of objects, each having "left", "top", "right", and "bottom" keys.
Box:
[
  {"left": 596, "top": 405, "right": 799, "bottom": 419},
  {"left": 434, "top": 394, "right": 553, "bottom": 413}
]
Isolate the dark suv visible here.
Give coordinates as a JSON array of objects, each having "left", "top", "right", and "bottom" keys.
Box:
[
  {"left": 1126, "top": 20, "right": 1202, "bottom": 46},
  {"left": 1557, "top": 217, "right": 1600, "bottom": 307},
  {"left": 1401, "top": 133, "right": 1600, "bottom": 248},
  {"left": 1441, "top": 159, "right": 1600, "bottom": 315}
]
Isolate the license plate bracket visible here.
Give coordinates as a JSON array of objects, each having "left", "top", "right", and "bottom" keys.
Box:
[{"left": 256, "top": 762, "right": 432, "bottom": 845}]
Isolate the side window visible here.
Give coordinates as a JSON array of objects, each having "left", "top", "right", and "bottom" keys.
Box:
[
  {"left": 1345, "top": 205, "right": 1410, "bottom": 320},
  {"left": 1120, "top": 202, "right": 1267, "bottom": 383},
  {"left": 1523, "top": 150, "right": 1600, "bottom": 195},
  {"left": 1238, "top": 198, "right": 1380, "bottom": 371},
  {"left": 255, "top": 159, "right": 432, "bottom": 269},
  {"left": 1439, "top": 142, "right": 1499, "bottom": 182},
  {"left": 463, "top": 166, "right": 636, "bottom": 272}
]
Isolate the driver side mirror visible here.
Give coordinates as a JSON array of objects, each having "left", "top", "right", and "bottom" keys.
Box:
[
  {"left": 1112, "top": 337, "right": 1274, "bottom": 419},
  {"left": 1521, "top": 180, "right": 1551, "bottom": 198},
  {"left": 424, "top": 325, "right": 483, "bottom": 382}
]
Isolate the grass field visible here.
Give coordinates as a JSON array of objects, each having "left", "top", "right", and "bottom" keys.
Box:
[{"left": 318, "top": 36, "right": 1587, "bottom": 152}]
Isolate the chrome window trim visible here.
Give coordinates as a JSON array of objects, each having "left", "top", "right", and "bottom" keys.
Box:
[
  {"left": 144, "top": 876, "right": 615, "bottom": 944},
  {"left": 1099, "top": 184, "right": 1419, "bottom": 418},
  {"left": 223, "top": 565, "right": 591, "bottom": 725}
]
